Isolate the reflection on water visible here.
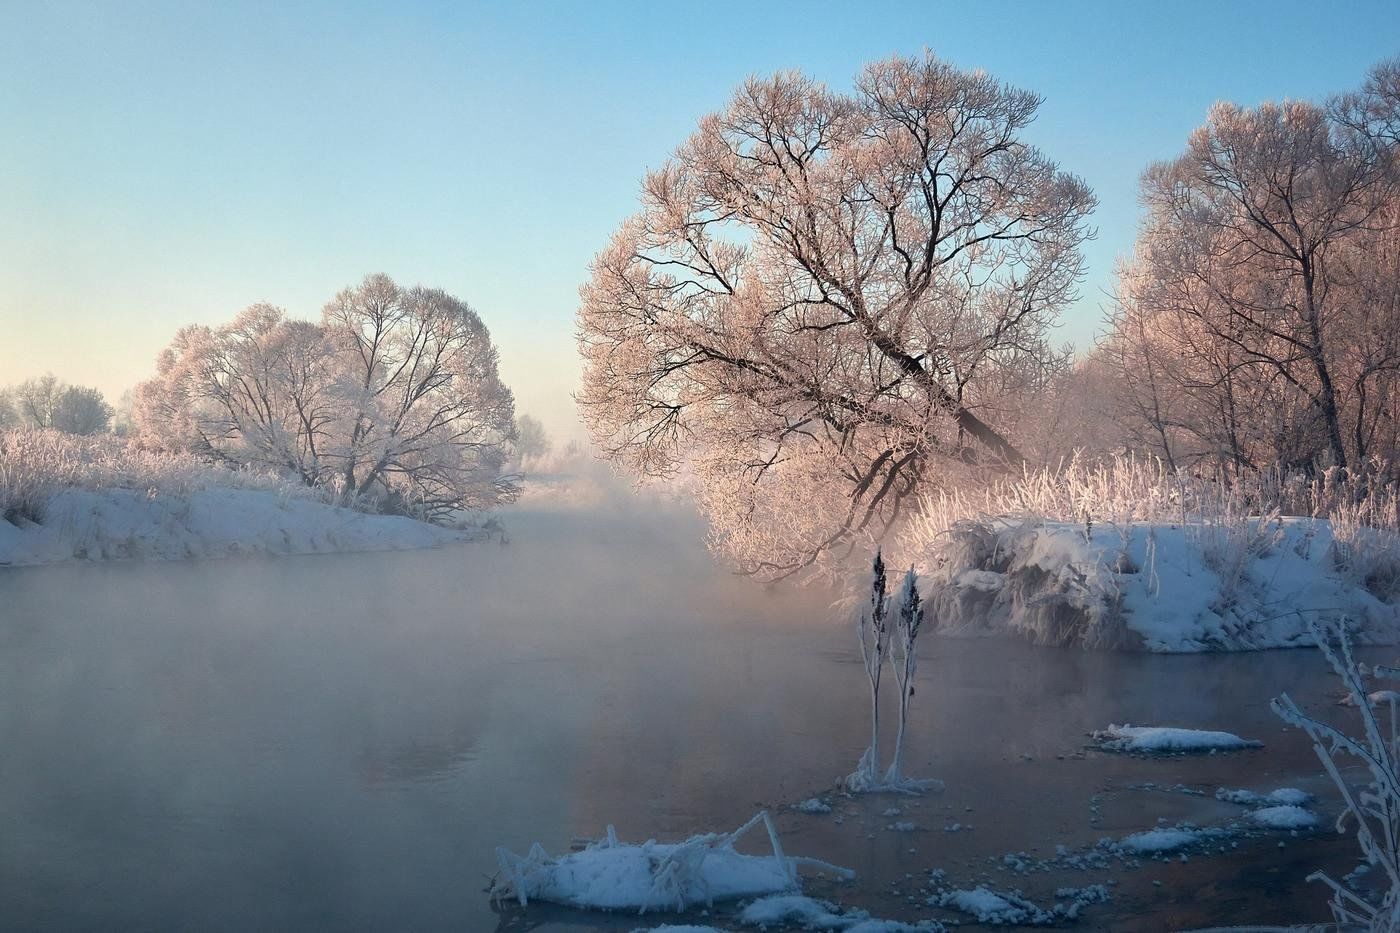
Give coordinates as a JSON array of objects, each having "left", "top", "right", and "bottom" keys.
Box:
[{"left": 0, "top": 486, "right": 1373, "bottom": 930}]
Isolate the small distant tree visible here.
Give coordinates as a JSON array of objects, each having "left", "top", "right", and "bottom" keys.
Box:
[
  {"left": 8, "top": 376, "right": 112, "bottom": 435},
  {"left": 52, "top": 386, "right": 113, "bottom": 435},
  {"left": 0, "top": 390, "right": 15, "bottom": 430},
  {"left": 12, "top": 375, "right": 63, "bottom": 429},
  {"left": 514, "top": 414, "right": 552, "bottom": 462}
]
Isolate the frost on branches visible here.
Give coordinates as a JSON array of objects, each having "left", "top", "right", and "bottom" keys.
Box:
[
  {"left": 1273, "top": 618, "right": 1400, "bottom": 931},
  {"left": 134, "top": 274, "right": 517, "bottom": 521},
  {"left": 845, "top": 552, "right": 942, "bottom": 794},
  {"left": 576, "top": 51, "right": 1095, "bottom": 579}
]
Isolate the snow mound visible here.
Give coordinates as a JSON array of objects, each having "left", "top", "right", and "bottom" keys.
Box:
[
  {"left": 1215, "top": 786, "right": 1313, "bottom": 807},
  {"left": 1092, "top": 724, "right": 1262, "bottom": 753},
  {"left": 491, "top": 811, "right": 853, "bottom": 914},
  {"left": 1117, "top": 827, "right": 1211, "bottom": 854},
  {"left": 796, "top": 798, "right": 832, "bottom": 814},
  {"left": 917, "top": 518, "right": 1398, "bottom": 651},
  {"left": 0, "top": 487, "right": 472, "bottom": 566},
  {"left": 1250, "top": 805, "right": 1318, "bottom": 829}
]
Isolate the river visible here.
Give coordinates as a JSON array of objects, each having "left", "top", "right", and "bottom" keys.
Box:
[{"left": 0, "top": 485, "right": 1373, "bottom": 930}]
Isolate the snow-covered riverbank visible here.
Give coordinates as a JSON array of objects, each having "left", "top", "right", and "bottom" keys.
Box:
[
  {"left": 921, "top": 517, "right": 1399, "bottom": 652},
  {"left": 0, "top": 486, "right": 475, "bottom": 566}
]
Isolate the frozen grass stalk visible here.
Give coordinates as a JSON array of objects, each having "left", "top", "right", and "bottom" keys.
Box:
[
  {"left": 845, "top": 552, "right": 941, "bottom": 794},
  {"left": 845, "top": 550, "right": 889, "bottom": 791},
  {"left": 885, "top": 568, "right": 923, "bottom": 784},
  {"left": 1272, "top": 617, "right": 1400, "bottom": 931}
]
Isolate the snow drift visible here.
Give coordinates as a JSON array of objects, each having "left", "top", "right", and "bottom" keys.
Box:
[
  {"left": 914, "top": 517, "right": 1398, "bottom": 652},
  {"left": 0, "top": 487, "right": 473, "bottom": 566}
]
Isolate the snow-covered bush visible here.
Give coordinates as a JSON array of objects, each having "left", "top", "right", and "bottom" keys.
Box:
[
  {"left": 1273, "top": 618, "right": 1400, "bottom": 931},
  {"left": 0, "top": 428, "right": 322, "bottom": 525}
]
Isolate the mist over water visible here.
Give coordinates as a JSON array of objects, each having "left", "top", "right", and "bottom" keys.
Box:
[{"left": 0, "top": 478, "right": 1370, "bottom": 929}]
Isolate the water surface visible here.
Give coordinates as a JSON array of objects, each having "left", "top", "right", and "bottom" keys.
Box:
[{"left": 0, "top": 488, "right": 1370, "bottom": 930}]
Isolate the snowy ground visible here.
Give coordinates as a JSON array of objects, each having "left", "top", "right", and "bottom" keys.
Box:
[
  {"left": 921, "top": 517, "right": 1399, "bottom": 651},
  {"left": 0, "top": 486, "right": 476, "bottom": 566}
]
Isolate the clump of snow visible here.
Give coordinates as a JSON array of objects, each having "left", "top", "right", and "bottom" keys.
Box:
[
  {"left": 737, "top": 894, "right": 940, "bottom": 931},
  {"left": 491, "top": 811, "right": 853, "bottom": 914},
  {"left": 890, "top": 821, "right": 917, "bottom": 833},
  {"left": 1250, "top": 805, "right": 1319, "bottom": 829},
  {"left": 0, "top": 487, "right": 474, "bottom": 566},
  {"left": 1091, "top": 724, "right": 1262, "bottom": 754},
  {"left": 1117, "top": 828, "right": 1210, "bottom": 854},
  {"left": 1215, "top": 786, "right": 1313, "bottom": 807},
  {"left": 934, "top": 887, "right": 1048, "bottom": 925},
  {"left": 930, "top": 884, "right": 1108, "bottom": 926},
  {"left": 796, "top": 798, "right": 833, "bottom": 814}
]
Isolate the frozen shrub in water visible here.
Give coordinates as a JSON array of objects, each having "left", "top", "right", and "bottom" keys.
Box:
[
  {"left": 845, "top": 552, "right": 941, "bottom": 793},
  {"left": 1273, "top": 618, "right": 1400, "bottom": 930},
  {"left": 846, "top": 551, "right": 890, "bottom": 792}
]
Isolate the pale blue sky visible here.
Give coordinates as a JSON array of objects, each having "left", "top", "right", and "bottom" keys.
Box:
[{"left": 3, "top": 0, "right": 1398, "bottom": 438}]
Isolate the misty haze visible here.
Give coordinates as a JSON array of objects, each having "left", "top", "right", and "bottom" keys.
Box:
[{"left": 4, "top": 3, "right": 1400, "bottom": 932}]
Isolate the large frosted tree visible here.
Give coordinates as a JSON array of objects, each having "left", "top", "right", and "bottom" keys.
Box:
[
  {"left": 577, "top": 52, "right": 1094, "bottom": 577},
  {"left": 137, "top": 274, "right": 517, "bottom": 519}
]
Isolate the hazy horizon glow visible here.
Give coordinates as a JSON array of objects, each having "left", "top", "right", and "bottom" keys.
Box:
[{"left": 3, "top": 0, "right": 1398, "bottom": 440}]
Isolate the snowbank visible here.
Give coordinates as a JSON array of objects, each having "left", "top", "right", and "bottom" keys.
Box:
[
  {"left": 917, "top": 518, "right": 1398, "bottom": 651},
  {"left": 0, "top": 486, "right": 473, "bottom": 567},
  {"left": 1092, "top": 725, "right": 1263, "bottom": 754}
]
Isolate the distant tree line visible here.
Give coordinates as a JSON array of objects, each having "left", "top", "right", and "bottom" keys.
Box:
[{"left": 0, "top": 374, "right": 115, "bottom": 436}]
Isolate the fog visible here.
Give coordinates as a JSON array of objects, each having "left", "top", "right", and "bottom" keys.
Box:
[{"left": 0, "top": 480, "right": 1369, "bottom": 929}]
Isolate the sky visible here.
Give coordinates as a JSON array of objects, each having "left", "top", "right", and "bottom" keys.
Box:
[{"left": 2, "top": 0, "right": 1398, "bottom": 441}]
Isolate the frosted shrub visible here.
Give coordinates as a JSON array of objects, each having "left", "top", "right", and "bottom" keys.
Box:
[
  {"left": 0, "top": 428, "right": 322, "bottom": 525},
  {"left": 1273, "top": 619, "right": 1400, "bottom": 931}
]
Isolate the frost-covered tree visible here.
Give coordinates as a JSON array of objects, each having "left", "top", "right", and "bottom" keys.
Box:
[
  {"left": 323, "top": 274, "right": 517, "bottom": 517},
  {"left": 136, "top": 275, "right": 518, "bottom": 519},
  {"left": 0, "top": 390, "right": 16, "bottom": 430},
  {"left": 8, "top": 376, "right": 113, "bottom": 435},
  {"left": 1105, "top": 66, "right": 1400, "bottom": 472},
  {"left": 51, "top": 385, "right": 113, "bottom": 435},
  {"left": 514, "top": 414, "right": 552, "bottom": 462},
  {"left": 578, "top": 51, "right": 1095, "bottom": 577},
  {"left": 11, "top": 375, "right": 63, "bottom": 429}
]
